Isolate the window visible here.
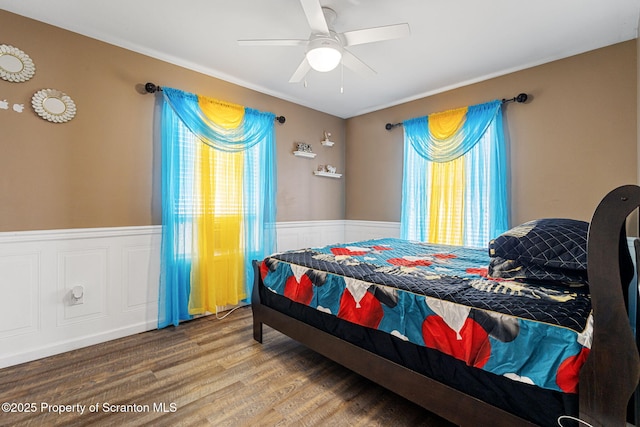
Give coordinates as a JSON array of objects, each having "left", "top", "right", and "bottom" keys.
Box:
[{"left": 400, "top": 101, "right": 508, "bottom": 248}]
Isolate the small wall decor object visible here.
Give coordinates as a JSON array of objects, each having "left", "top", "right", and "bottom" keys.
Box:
[
  {"left": 0, "top": 100, "right": 25, "bottom": 113},
  {"left": 31, "top": 88, "right": 77, "bottom": 123},
  {"left": 314, "top": 164, "right": 341, "bottom": 178},
  {"left": 296, "top": 142, "right": 313, "bottom": 153},
  {"left": 321, "top": 131, "right": 335, "bottom": 147},
  {"left": 313, "top": 169, "right": 342, "bottom": 178},
  {"left": 293, "top": 142, "right": 316, "bottom": 158},
  {"left": 0, "top": 44, "right": 36, "bottom": 82}
]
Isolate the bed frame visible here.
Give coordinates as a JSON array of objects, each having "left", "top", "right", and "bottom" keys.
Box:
[{"left": 252, "top": 184, "right": 640, "bottom": 427}]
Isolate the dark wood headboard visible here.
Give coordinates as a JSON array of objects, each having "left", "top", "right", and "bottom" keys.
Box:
[{"left": 580, "top": 184, "right": 640, "bottom": 426}]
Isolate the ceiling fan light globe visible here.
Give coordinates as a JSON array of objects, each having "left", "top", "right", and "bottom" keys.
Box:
[{"left": 306, "top": 46, "right": 342, "bottom": 72}]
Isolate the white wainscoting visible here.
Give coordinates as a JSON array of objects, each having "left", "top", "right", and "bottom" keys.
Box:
[
  {"left": 276, "top": 220, "right": 401, "bottom": 251},
  {"left": 0, "top": 227, "right": 161, "bottom": 368},
  {"left": 0, "top": 220, "right": 399, "bottom": 368},
  {"left": 344, "top": 220, "right": 401, "bottom": 242},
  {"left": 276, "top": 220, "right": 345, "bottom": 252}
]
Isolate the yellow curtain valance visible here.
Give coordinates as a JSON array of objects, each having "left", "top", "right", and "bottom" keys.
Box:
[{"left": 197, "top": 96, "right": 245, "bottom": 130}]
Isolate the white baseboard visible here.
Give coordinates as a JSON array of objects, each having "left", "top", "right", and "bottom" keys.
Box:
[
  {"left": 1, "top": 320, "right": 156, "bottom": 368},
  {"left": 0, "top": 220, "right": 399, "bottom": 368}
]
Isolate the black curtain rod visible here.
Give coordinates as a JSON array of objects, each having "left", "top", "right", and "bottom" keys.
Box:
[
  {"left": 144, "top": 82, "right": 286, "bottom": 124},
  {"left": 384, "top": 93, "right": 528, "bottom": 131}
]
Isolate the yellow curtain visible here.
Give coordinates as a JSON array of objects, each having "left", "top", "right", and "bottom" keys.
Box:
[
  {"left": 428, "top": 157, "right": 465, "bottom": 245},
  {"left": 189, "top": 97, "right": 246, "bottom": 314},
  {"left": 427, "top": 107, "right": 468, "bottom": 246},
  {"left": 429, "top": 107, "right": 467, "bottom": 140},
  {"left": 198, "top": 97, "right": 245, "bottom": 129}
]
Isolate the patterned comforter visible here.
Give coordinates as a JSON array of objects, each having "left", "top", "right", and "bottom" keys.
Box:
[{"left": 259, "top": 238, "right": 592, "bottom": 394}]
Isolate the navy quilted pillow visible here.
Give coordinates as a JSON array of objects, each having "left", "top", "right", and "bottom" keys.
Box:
[{"left": 488, "top": 218, "right": 589, "bottom": 284}]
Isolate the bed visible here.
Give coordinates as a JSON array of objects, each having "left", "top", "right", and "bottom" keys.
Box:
[{"left": 251, "top": 185, "right": 640, "bottom": 427}]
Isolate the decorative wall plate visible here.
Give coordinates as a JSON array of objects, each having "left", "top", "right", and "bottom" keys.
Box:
[
  {"left": 0, "top": 44, "right": 36, "bottom": 82},
  {"left": 31, "top": 89, "right": 77, "bottom": 123}
]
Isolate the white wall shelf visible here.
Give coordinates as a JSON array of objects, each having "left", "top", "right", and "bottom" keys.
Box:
[
  {"left": 321, "top": 139, "right": 335, "bottom": 147},
  {"left": 293, "top": 151, "right": 316, "bottom": 158},
  {"left": 314, "top": 171, "right": 342, "bottom": 178}
]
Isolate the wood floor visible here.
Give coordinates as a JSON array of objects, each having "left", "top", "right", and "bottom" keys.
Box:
[{"left": 0, "top": 306, "right": 456, "bottom": 427}]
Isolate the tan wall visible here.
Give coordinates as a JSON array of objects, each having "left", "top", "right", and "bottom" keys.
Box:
[
  {"left": 2, "top": 10, "right": 636, "bottom": 232},
  {"left": 345, "top": 40, "right": 638, "bottom": 226},
  {"left": 0, "top": 10, "right": 345, "bottom": 232}
]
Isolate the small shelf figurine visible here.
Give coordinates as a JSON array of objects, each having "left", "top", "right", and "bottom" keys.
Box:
[
  {"left": 314, "top": 164, "right": 341, "bottom": 178},
  {"left": 293, "top": 142, "right": 316, "bottom": 158},
  {"left": 297, "top": 142, "right": 313, "bottom": 153},
  {"left": 321, "top": 131, "right": 335, "bottom": 147}
]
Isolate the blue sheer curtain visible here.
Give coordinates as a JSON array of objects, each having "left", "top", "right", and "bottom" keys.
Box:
[
  {"left": 242, "top": 118, "right": 277, "bottom": 299},
  {"left": 157, "top": 87, "right": 277, "bottom": 328},
  {"left": 400, "top": 100, "right": 508, "bottom": 247},
  {"left": 158, "top": 100, "right": 194, "bottom": 327},
  {"left": 161, "top": 87, "right": 274, "bottom": 151},
  {"left": 403, "top": 100, "right": 501, "bottom": 162}
]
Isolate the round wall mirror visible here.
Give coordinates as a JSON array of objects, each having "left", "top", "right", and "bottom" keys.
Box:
[
  {"left": 32, "top": 89, "right": 77, "bottom": 123},
  {"left": 0, "top": 54, "right": 24, "bottom": 73},
  {"left": 43, "top": 97, "right": 67, "bottom": 115},
  {"left": 0, "top": 44, "right": 36, "bottom": 82}
]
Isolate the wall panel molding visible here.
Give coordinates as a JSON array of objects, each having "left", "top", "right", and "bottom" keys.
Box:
[
  {"left": 0, "top": 227, "right": 161, "bottom": 368},
  {"left": 344, "top": 220, "right": 401, "bottom": 242},
  {"left": 276, "top": 220, "right": 345, "bottom": 252},
  {"left": 0, "top": 253, "right": 40, "bottom": 340},
  {"left": 56, "top": 248, "right": 109, "bottom": 326}
]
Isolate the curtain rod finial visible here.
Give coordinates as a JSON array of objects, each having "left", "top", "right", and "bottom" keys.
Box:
[
  {"left": 145, "top": 82, "right": 161, "bottom": 93},
  {"left": 502, "top": 93, "right": 529, "bottom": 104}
]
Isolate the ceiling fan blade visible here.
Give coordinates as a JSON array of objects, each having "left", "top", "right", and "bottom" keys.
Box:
[
  {"left": 299, "top": 0, "right": 329, "bottom": 34},
  {"left": 238, "top": 39, "right": 308, "bottom": 47},
  {"left": 342, "top": 50, "right": 376, "bottom": 76},
  {"left": 289, "top": 57, "right": 312, "bottom": 83},
  {"left": 342, "top": 23, "right": 410, "bottom": 46}
]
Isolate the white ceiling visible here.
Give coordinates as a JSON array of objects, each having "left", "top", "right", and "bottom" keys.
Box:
[{"left": 1, "top": 0, "right": 638, "bottom": 118}]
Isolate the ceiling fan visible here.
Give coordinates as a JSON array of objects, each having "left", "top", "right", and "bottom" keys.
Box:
[{"left": 237, "top": 0, "right": 410, "bottom": 83}]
